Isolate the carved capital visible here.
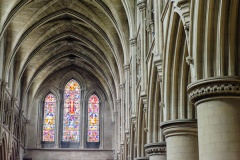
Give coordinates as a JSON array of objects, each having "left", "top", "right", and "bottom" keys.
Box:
[
  {"left": 130, "top": 37, "right": 137, "bottom": 46},
  {"left": 186, "top": 56, "right": 193, "bottom": 65},
  {"left": 111, "top": 121, "right": 115, "bottom": 125},
  {"left": 11, "top": 97, "right": 17, "bottom": 103},
  {"left": 159, "top": 102, "right": 165, "bottom": 108},
  {"left": 113, "top": 111, "right": 118, "bottom": 116},
  {"left": 1, "top": 82, "right": 7, "bottom": 87},
  {"left": 187, "top": 77, "right": 240, "bottom": 104},
  {"left": 123, "top": 64, "right": 130, "bottom": 71},
  {"left": 25, "top": 120, "right": 31, "bottom": 125},
  {"left": 144, "top": 142, "right": 166, "bottom": 155},
  {"left": 160, "top": 119, "right": 197, "bottom": 138},
  {"left": 137, "top": 0, "right": 147, "bottom": 11},
  {"left": 119, "top": 83, "right": 125, "bottom": 89}
]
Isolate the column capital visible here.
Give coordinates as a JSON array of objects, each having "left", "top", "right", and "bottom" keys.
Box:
[
  {"left": 186, "top": 55, "right": 193, "bottom": 65},
  {"left": 1, "top": 81, "right": 7, "bottom": 87},
  {"left": 116, "top": 99, "right": 121, "bottom": 104},
  {"left": 160, "top": 119, "right": 197, "bottom": 138},
  {"left": 119, "top": 83, "right": 125, "bottom": 89},
  {"left": 130, "top": 37, "right": 137, "bottom": 46},
  {"left": 113, "top": 111, "right": 118, "bottom": 115},
  {"left": 123, "top": 64, "right": 130, "bottom": 71},
  {"left": 188, "top": 76, "right": 240, "bottom": 105},
  {"left": 25, "top": 120, "right": 31, "bottom": 125},
  {"left": 11, "top": 97, "right": 17, "bottom": 102},
  {"left": 137, "top": 0, "right": 147, "bottom": 11},
  {"left": 144, "top": 142, "right": 166, "bottom": 155}
]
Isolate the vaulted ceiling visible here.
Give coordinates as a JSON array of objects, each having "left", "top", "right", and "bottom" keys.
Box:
[{"left": 0, "top": 0, "right": 133, "bottom": 117}]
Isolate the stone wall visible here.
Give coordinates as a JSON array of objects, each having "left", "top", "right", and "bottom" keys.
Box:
[{"left": 24, "top": 149, "right": 114, "bottom": 160}]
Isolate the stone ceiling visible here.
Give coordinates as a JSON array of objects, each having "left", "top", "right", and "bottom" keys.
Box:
[{"left": 0, "top": 0, "right": 132, "bottom": 116}]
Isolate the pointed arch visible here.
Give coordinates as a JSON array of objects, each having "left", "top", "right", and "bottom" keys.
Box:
[
  {"left": 42, "top": 93, "right": 56, "bottom": 142},
  {"left": 87, "top": 94, "right": 100, "bottom": 143},
  {"left": 62, "top": 79, "right": 80, "bottom": 142}
]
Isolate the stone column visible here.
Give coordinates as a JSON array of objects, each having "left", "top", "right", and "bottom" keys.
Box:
[
  {"left": 188, "top": 77, "right": 240, "bottom": 160},
  {"left": 160, "top": 119, "right": 198, "bottom": 160},
  {"left": 144, "top": 142, "right": 166, "bottom": 160}
]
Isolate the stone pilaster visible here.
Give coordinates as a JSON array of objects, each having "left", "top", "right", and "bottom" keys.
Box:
[
  {"left": 137, "top": 0, "right": 147, "bottom": 93},
  {"left": 119, "top": 83, "right": 125, "bottom": 144},
  {"left": 160, "top": 119, "right": 198, "bottom": 160},
  {"left": 188, "top": 76, "right": 240, "bottom": 160},
  {"left": 144, "top": 142, "right": 166, "bottom": 160},
  {"left": 124, "top": 64, "right": 130, "bottom": 131},
  {"left": 130, "top": 37, "right": 137, "bottom": 117}
]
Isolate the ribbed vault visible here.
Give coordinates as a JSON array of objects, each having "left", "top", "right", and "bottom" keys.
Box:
[{"left": 0, "top": 0, "right": 130, "bottom": 119}]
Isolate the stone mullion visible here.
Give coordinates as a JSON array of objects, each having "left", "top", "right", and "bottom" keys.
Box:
[
  {"left": 138, "top": 0, "right": 147, "bottom": 95},
  {"left": 8, "top": 97, "right": 17, "bottom": 159},
  {"left": 54, "top": 100, "right": 60, "bottom": 148},
  {"left": 36, "top": 100, "right": 43, "bottom": 148},
  {"left": 0, "top": 82, "right": 6, "bottom": 145},
  {"left": 80, "top": 99, "right": 85, "bottom": 149},
  {"left": 99, "top": 100, "right": 104, "bottom": 149}
]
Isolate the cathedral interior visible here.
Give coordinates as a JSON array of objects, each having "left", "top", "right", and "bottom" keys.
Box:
[{"left": 0, "top": 0, "right": 240, "bottom": 160}]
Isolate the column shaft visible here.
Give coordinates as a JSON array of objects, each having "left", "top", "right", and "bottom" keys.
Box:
[
  {"left": 161, "top": 120, "right": 199, "bottom": 160},
  {"left": 188, "top": 77, "right": 240, "bottom": 160}
]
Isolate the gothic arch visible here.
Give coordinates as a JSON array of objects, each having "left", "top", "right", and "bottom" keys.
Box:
[{"left": 163, "top": 10, "right": 194, "bottom": 121}]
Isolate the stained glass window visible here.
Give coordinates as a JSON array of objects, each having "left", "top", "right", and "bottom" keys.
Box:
[
  {"left": 43, "top": 93, "right": 56, "bottom": 142},
  {"left": 62, "top": 79, "right": 80, "bottom": 142},
  {"left": 87, "top": 94, "right": 100, "bottom": 142}
]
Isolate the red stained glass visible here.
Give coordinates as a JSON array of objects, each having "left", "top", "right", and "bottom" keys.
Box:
[{"left": 62, "top": 79, "right": 80, "bottom": 142}]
